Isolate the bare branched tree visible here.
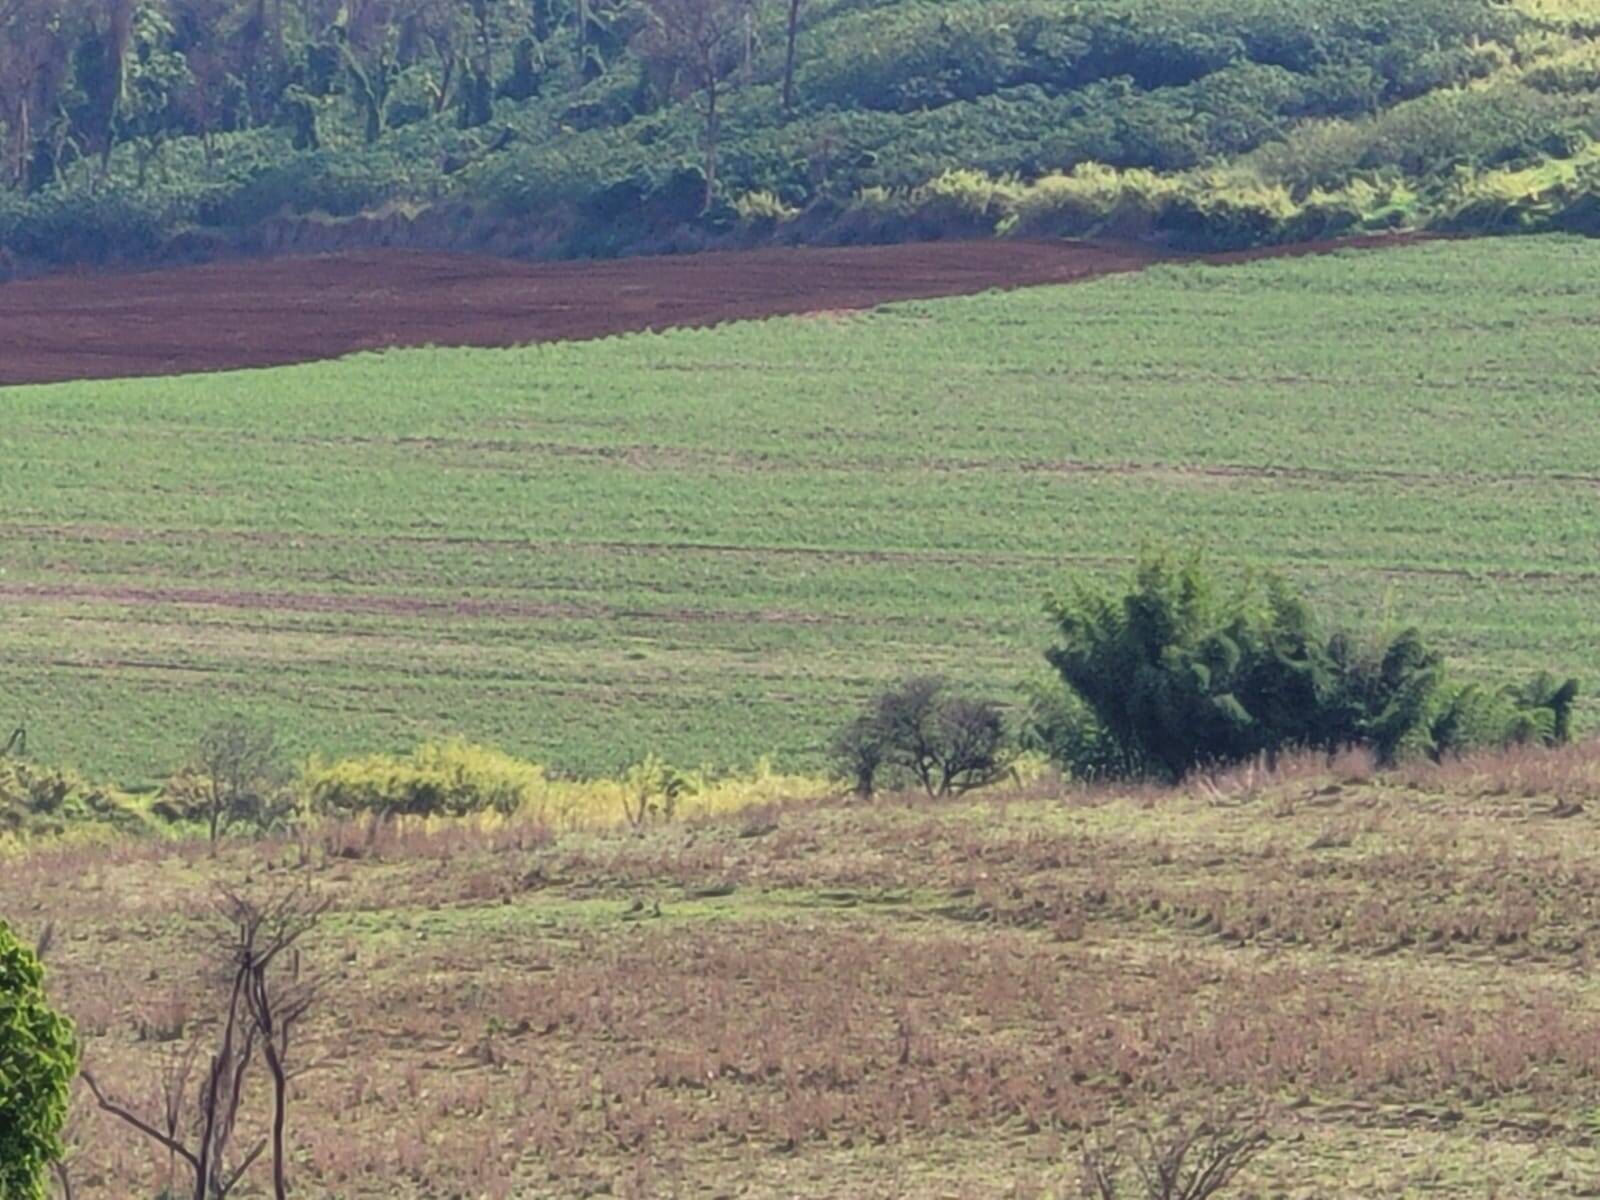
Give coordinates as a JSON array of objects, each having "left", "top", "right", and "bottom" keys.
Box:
[
  {"left": 1079, "top": 1135, "right": 1123, "bottom": 1200},
  {"left": 223, "top": 888, "right": 326, "bottom": 1200},
  {"left": 635, "top": 0, "right": 754, "bottom": 209},
  {"left": 81, "top": 885, "right": 326, "bottom": 1200},
  {"left": 83, "top": 1035, "right": 261, "bottom": 1200},
  {"left": 1080, "top": 1111, "right": 1268, "bottom": 1200}
]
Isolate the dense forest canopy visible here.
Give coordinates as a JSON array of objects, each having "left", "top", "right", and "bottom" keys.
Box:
[{"left": 0, "top": 0, "right": 1597, "bottom": 269}]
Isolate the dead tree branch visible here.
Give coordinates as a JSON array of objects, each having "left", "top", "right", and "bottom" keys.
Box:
[{"left": 79, "top": 883, "right": 326, "bottom": 1200}]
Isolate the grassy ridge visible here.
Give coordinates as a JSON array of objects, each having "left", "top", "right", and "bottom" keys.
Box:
[{"left": 2, "top": 235, "right": 1598, "bottom": 783}]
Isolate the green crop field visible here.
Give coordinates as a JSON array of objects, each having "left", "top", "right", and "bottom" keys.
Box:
[{"left": 3, "top": 234, "right": 1597, "bottom": 785}]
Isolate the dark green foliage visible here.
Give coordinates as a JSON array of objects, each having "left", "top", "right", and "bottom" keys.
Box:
[
  {"left": 458, "top": 68, "right": 495, "bottom": 130},
  {"left": 832, "top": 676, "right": 1012, "bottom": 798},
  {"left": 830, "top": 712, "right": 887, "bottom": 800},
  {"left": 1020, "top": 679, "right": 1134, "bottom": 784},
  {"left": 501, "top": 37, "right": 545, "bottom": 102},
  {"left": 342, "top": 43, "right": 397, "bottom": 145},
  {"left": 1, "top": 0, "right": 1598, "bottom": 267},
  {"left": 0, "top": 920, "right": 76, "bottom": 1200},
  {"left": 1042, "top": 552, "right": 1579, "bottom": 781},
  {"left": 284, "top": 86, "right": 323, "bottom": 152}
]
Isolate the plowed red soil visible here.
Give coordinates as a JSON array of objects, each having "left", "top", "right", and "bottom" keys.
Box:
[{"left": 0, "top": 234, "right": 1424, "bottom": 386}]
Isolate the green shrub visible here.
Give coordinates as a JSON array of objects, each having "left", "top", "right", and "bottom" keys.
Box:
[
  {"left": 0, "top": 760, "right": 152, "bottom": 839},
  {"left": 907, "top": 168, "right": 1022, "bottom": 228},
  {"left": 1042, "top": 551, "right": 1579, "bottom": 781},
  {"left": 832, "top": 676, "right": 1013, "bottom": 798},
  {"left": 1019, "top": 678, "right": 1132, "bottom": 783},
  {"left": 1157, "top": 175, "right": 1300, "bottom": 248},
  {"left": 733, "top": 188, "right": 799, "bottom": 225},
  {"left": 619, "top": 753, "right": 699, "bottom": 826},
  {"left": 1000, "top": 163, "right": 1177, "bottom": 238},
  {"left": 301, "top": 740, "right": 548, "bottom": 817},
  {"left": 1433, "top": 140, "right": 1600, "bottom": 232},
  {"left": 0, "top": 921, "right": 76, "bottom": 1200},
  {"left": 994, "top": 164, "right": 1417, "bottom": 247}
]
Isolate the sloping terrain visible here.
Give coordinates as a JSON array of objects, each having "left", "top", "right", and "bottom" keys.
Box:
[
  {"left": 0, "top": 236, "right": 1593, "bottom": 784},
  {"left": 16, "top": 747, "right": 1600, "bottom": 1196}
]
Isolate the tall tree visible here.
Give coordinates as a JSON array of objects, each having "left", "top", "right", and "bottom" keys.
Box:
[
  {"left": 117, "top": 4, "right": 192, "bottom": 185},
  {"left": 81, "top": 0, "right": 136, "bottom": 173},
  {"left": 409, "top": 0, "right": 465, "bottom": 115},
  {"left": 340, "top": 0, "right": 401, "bottom": 142},
  {"left": 457, "top": 0, "right": 499, "bottom": 127},
  {"left": 781, "top": 0, "right": 801, "bottom": 111},
  {"left": 635, "top": 0, "right": 752, "bottom": 210},
  {"left": 0, "top": 0, "right": 79, "bottom": 188},
  {"left": 233, "top": 0, "right": 278, "bottom": 124}
]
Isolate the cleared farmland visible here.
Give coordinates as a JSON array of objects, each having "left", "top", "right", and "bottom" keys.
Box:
[
  {"left": 1, "top": 234, "right": 1597, "bottom": 784},
  {"left": 0, "top": 240, "right": 1162, "bottom": 385}
]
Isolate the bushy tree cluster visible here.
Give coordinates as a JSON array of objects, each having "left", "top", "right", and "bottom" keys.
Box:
[
  {"left": 302, "top": 738, "right": 550, "bottom": 817},
  {"left": 832, "top": 675, "right": 1013, "bottom": 799},
  {"left": 1031, "top": 552, "right": 1578, "bottom": 782},
  {"left": 831, "top": 553, "right": 1583, "bottom": 797}
]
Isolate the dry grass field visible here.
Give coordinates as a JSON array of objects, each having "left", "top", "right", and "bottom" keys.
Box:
[{"left": 19, "top": 743, "right": 1600, "bottom": 1197}]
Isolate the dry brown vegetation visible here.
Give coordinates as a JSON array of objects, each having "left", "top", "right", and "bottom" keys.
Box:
[{"left": 17, "top": 742, "right": 1600, "bottom": 1197}]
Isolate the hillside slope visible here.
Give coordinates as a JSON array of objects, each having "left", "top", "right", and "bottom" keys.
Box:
[
  {"left": 17, "top": 747, "right": 1600, "bottom": 1195},
  {"left": 1, "top": 0, "right": 1598, "bottom": 272},
  {"left": 2, "top": 236, "right": 1594, "bottom": 784}
]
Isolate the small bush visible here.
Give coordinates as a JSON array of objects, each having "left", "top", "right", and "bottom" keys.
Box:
[
  {"left": 832, "top": 675, "right": 1013, "bottom": 798},
  {"left": 906, "top": 168, "right": 1022, "bottom": 230},
  {"left": 1019, "top": 677, "right": 1131, "bottom": 783},
  {"left": 831, "top": 712, "right": 889, "bottom": 799},
  {"left": 0, "top": 760, "right": 151, "bottom": 839},
  {"left": 620, "top": 753, "right": 698, "bottom": 826},
  {"left": 0, "top": 920, "right": 76, "bottom": 1200},
  {"left": 302, "top": 740, "right": 546, "bottom": 818},
  {"left": 733, "top": 189, "right": 799, "bottom": 225}
]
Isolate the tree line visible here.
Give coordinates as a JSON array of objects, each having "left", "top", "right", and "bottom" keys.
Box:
[
  {"left": 3, "top": 0, "right": 1594, "bottom": 268},
  {"left": 0, "top": 0, "right": 792, "bottom": 198},
  {"left": 0, "top": 0, "right": 612, "bottom": 189}
]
